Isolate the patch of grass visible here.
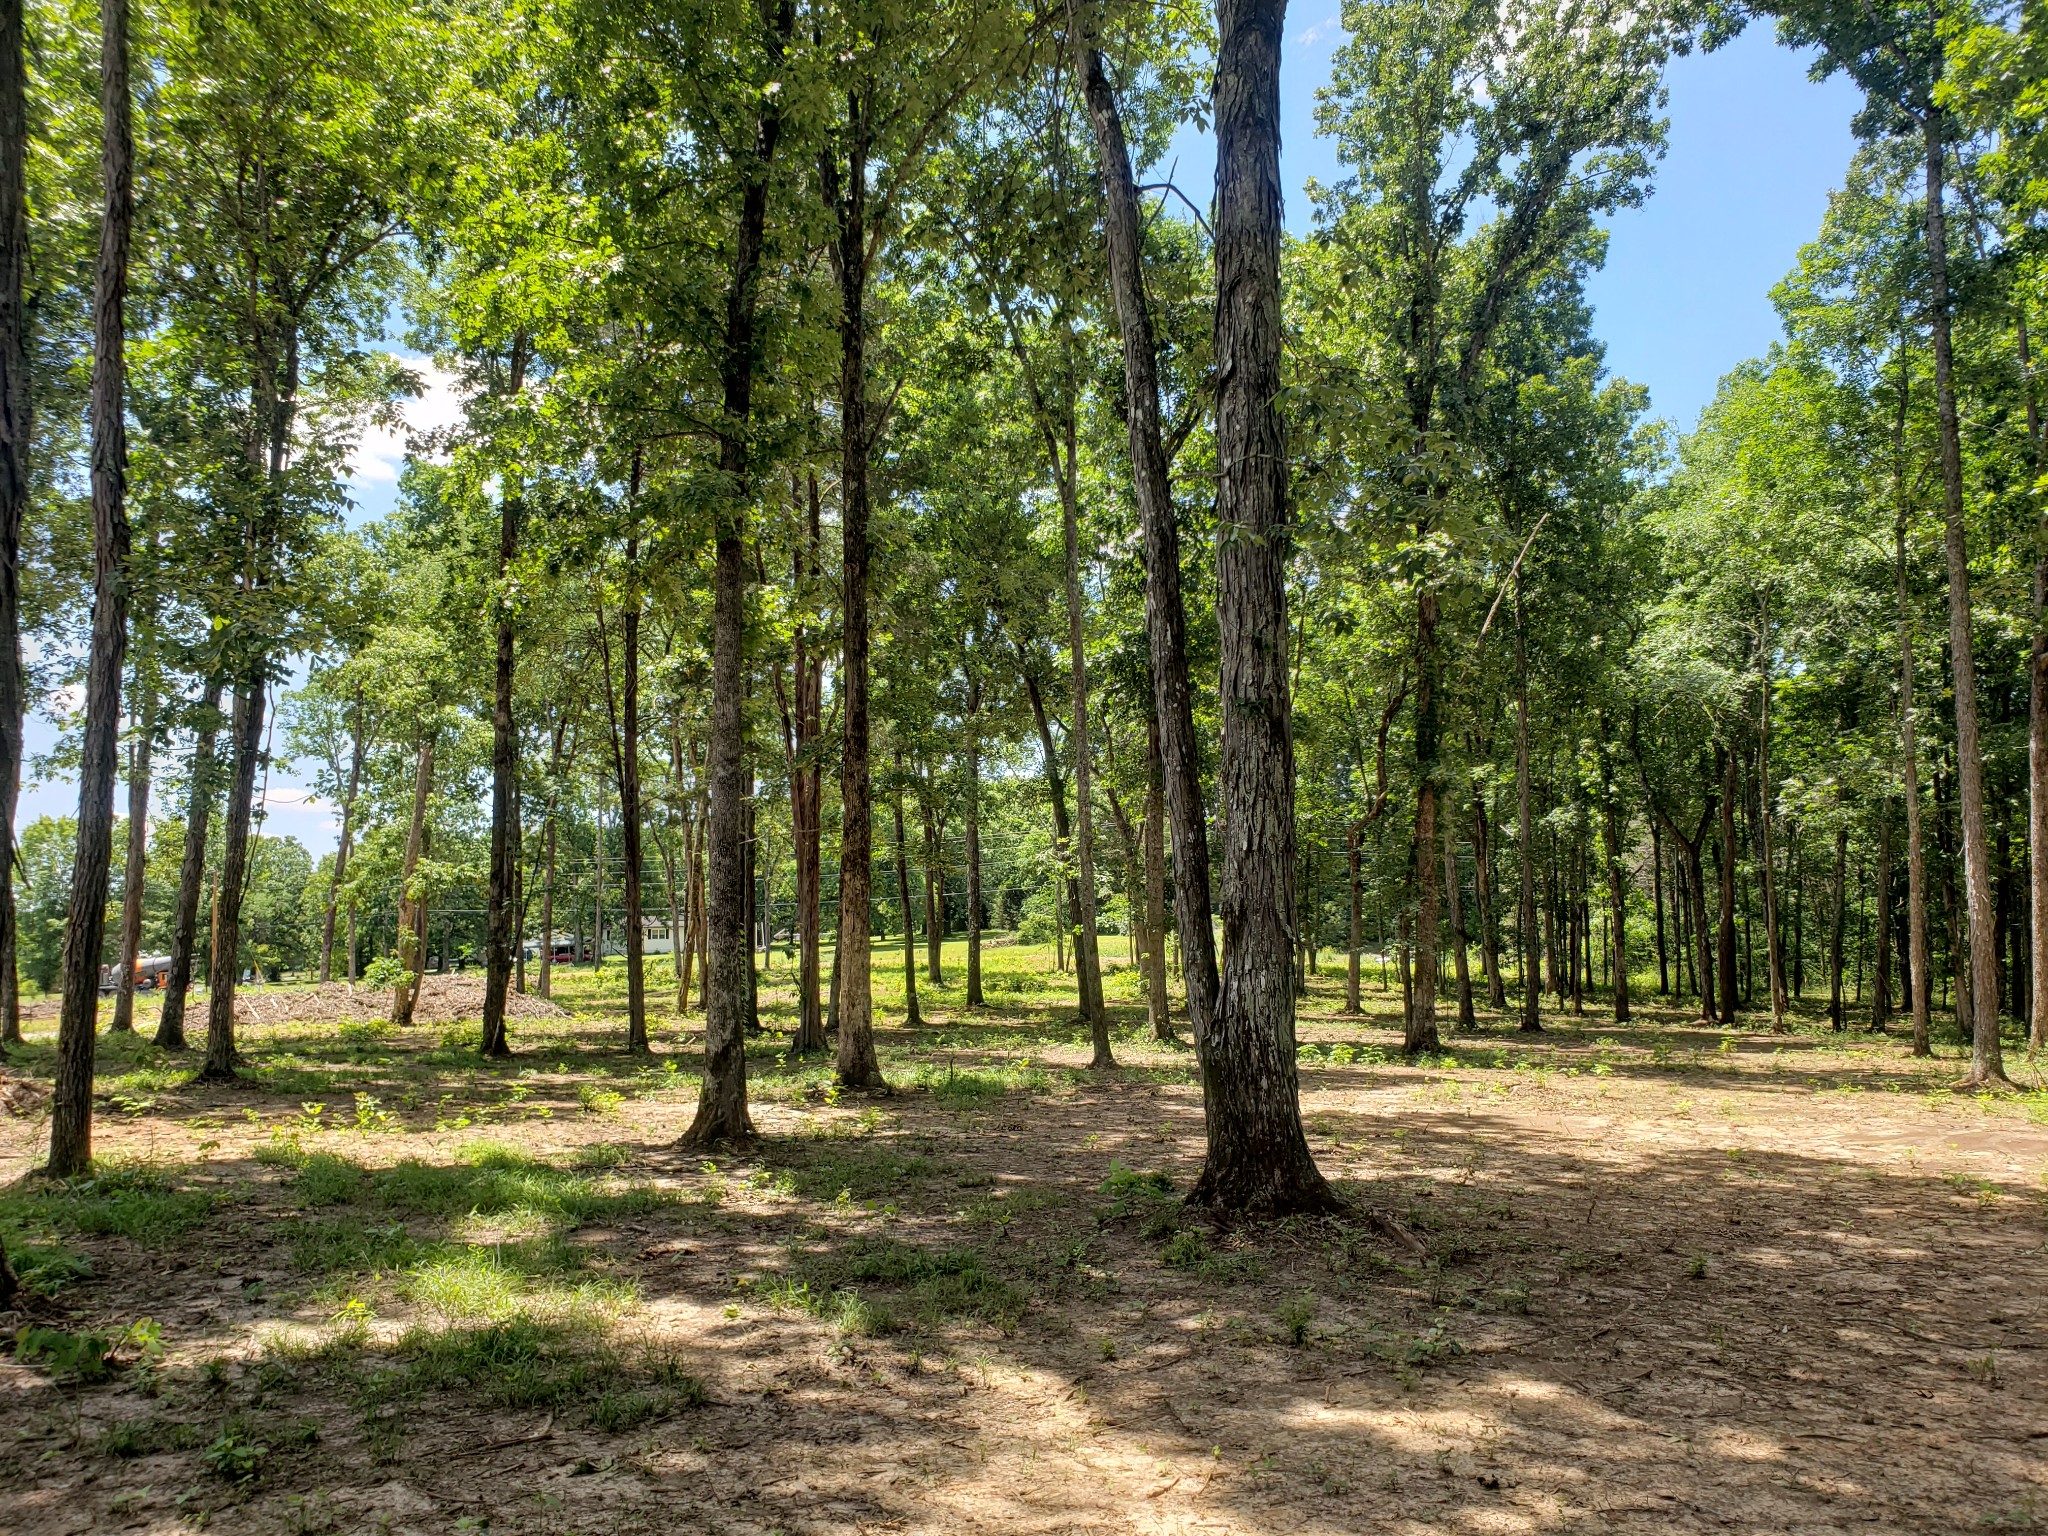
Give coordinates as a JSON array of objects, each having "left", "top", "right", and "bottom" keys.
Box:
[
  {"left": 772, "top": 1143, "right": 955, "bottom": 1203},
  {"left": 791, "top": 1236, "right": 1025, "bottom": 1331},
  {"left": 287, "top": 1217, "right": 438, "bottom": 1275},
  {"left": 0, "top": 1162, "right": 211, "bottom": 1246}
]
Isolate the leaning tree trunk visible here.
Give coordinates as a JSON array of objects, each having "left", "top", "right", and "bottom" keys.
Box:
[
  {"left": 49, "top": 0, "right": 134, "bottom": 1173},
  {"left": 157, "top": 678, "right": 222, "bottom": 1049},
  {"left": 198, "top": 674, "right": 265, "bottom": 1082},
  {"left": 0, "top": 0, "right": 28, "bottom": 1052},
  {"left": 1188, "top": 0, "right": 1336, "bottom": 1216},
  {"left": 390, "top": 730, "right": 435, "bottom": 1027},
  {"left": 110, "top": 652, "right": 154, "bottom": 1034},
  {"left": 1925, "top": 116, "right": 2009, "bottom": 1086},
  {"left": 1070, "top": 11, "right": 1217, "bottom": 1051}
]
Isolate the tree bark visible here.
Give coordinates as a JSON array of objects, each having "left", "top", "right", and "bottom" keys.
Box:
[
  {"left": 156, "top": 680, "right": 222, "bottom": 1049},
  {"left": 1473, "top": 792, "right": 1506, "bottom": 1010},
  {"left": 892, "top": 762, "right": 920, "bottom": 1027},
  {"left": 50, "top": 0, "right": 134, "bottom": 1172},
  {"left": 826, "top": 91, "right": 885, "bottom": 1092},
  {"left": 1144, "top": 709, "right": 1171, "bottom": 1038},
  {"left": 1407, "top": 590, "right": 1442, "bottom": 1055},
  {"left": 1514, "top": 599, "right": 1541, "bottom": 1031},
  {"left": 390, "top": 731, "right": 434, "bottom": 1027},
  {"left": 198, "top": 674, "right": 265, "bottom": 1081},
  {"left": 1925, "top": 117, "right": 2008, "bottom": 1085},
  {"left": 0, "top": 0, "right": 28, "bottom": 1051},
  {"left": 922, "top": 793, "right": 943, "bottom": 984},
  {"left": 1344, "top": 821, "right": 1362, "bottom": 1015},
  {"left": 1056, "top": 419, "right": 1110, "bottom": 1062},
  {"left": 1069, "top": 9, "right": 1217, "bottom": 1052},
  {"left": 1188, "top": 0, "right": 1335, "bottom": 1215},
  {"left": 2019, "top": 300, "right": 2047, "bottom": 1049},
  {"left": 1717, "top": 747, "right": 1738, "bottom": 1026},
  {"left": 110, "top": 650, "right": 153, "bottom": 1034},
  {"left": 482, "top": 339, "right": 529, "bottom": 1058},
  {"left": 789, "top": 479, "right": 827, "bottom": 1052},
  {"left": 1445, "top": 817, "right": 1475, "bottom": 1030},
  {"left": 1829, "top": 822, "right": 1849, "bottom": 1029},
  {"left": 965, "top": 675, "right": 985, "bottom": 1010},
  {"left": 318, "top": 691, "right": 366, "bottom": 984},
  {"left": 1756, "top": 632, "right": 1788, "bottom": 1029},
  {"left": 1602, "top": 789, "right": 1630, "bottom": 1024}
]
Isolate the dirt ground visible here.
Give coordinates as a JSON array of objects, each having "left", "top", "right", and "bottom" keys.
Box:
[{"left": 2, "top": 962, "right": 2045, "bottom": 1535}]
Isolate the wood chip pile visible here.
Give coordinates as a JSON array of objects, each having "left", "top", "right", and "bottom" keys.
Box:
[{"left": 233, "top": 976, "right": 572, "bottom": 1027}]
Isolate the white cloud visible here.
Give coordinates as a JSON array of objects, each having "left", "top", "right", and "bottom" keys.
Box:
[{"left": 347, "top": 355, "right": 469, "bottom": 486}]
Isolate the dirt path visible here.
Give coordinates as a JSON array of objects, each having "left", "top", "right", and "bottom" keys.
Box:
[{"left": 1, "top": 1001, "right": 2044, "bottom": 1534}]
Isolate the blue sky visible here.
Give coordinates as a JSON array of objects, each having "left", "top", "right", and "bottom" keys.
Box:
[
  {"left": 20, "top": 25, "right": 1863, "bottom": 853},
  {"left": 1163, "top": 16, "right": 1862, "bottom": 431}
]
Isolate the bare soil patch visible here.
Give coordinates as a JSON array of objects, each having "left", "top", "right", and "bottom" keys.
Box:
[{"left": 1, "top": 984, "right": 2044, "bottom": 1535}]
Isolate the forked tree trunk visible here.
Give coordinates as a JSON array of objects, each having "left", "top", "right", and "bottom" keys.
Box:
[
  {"left": 157, "top": 679, "right": 222, "bottom": 1050},
  {"left": 1188, "top": 0, "right": 1336, "bottom": 1215},
  {"left": 1925, "top": 117, "right": 2008, "bottom": 1086},
  {"left": 0, "top": 0, "right": 28, "bottom": 1052},
  {"left": 49, "top": 0, "right": 134, "bottom": 1172},
  {"left": 391, "top": 731, "right": 435, "bottom": 1027},
  {"left": 199, "top": 674, "right": 265, "bottom": 1082},
  {"left": 1070, "top": 8, "right": 1218, "bottom": 1052}
]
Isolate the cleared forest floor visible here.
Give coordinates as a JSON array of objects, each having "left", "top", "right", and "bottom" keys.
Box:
[{"left": 2, "top": 942, "right": 2046, "bottom": 1535}]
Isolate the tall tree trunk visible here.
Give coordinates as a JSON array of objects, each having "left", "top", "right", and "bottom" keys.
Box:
[
  {"left": 390, "top": 731, "right": 435, "bottom": 1027},
  {"left": 318, "top": 691, "right": 366, "bottom": 984},
  {"left": 965, "top": 677, "right": 985, "bottom": 1009},
  {"left": 684, "top": 0, "right": 788, "bottom": 1134},
  {"left": 1689, "top": 836, "right": 1716, "bottom": 1024},
  {"left": 110, "top": 650, "right": 154, "bottom": 1034},
  {"left": 1717, "top": 747, "right": 1737, "bottom": 1026},
  {"left": 482, "top": 343, "right": 528, "bottom": 1058},
  {"left": 1473, "top": 792, "right": 1506, "bottom": 1010},
  {"left": 1757, "top": 634, "right": 1788, "bottom": 1029},
  {"left": 892, "top": 765, "right": 920, "bottom": 1026},
  {"left": 198, "top": 675, "right": 264, "bottom": 1081},
  {"left": 827, "top": 92, "right": 885, "bottom": 1091},
  {"left": 1024, "top": 670, "right": 1099, "bottom": 1039},
  {"left": 1829, "top": 822, "right": 1849, "bottom": 1030},
  {"left": 922, "top": 794, "right": 943, "bottom": 985},
  {"left": 538, "top": 797, "right": 558, "bottom": 1000},
  {"left": 1189, "top": 0, "right": 1334, "bottom": 1215},
  {"left": 49, "top": 0, "right": 134, "bottom": 1172},
  {"left": 0, "top": 0, "right": 29, "bottom": 1051},
  {"left": 1144, "top": 710, "right": 1171, "bottom": 1038},
  {"left": 1602, "top": 792, "right": 1630, "bottom": 1024},
  {"left": 1445, "top": 819, "right": 1475, "bottom": 1030},
  {"left": 156, "top": 679, "right": 222, "bottom": 1049},
  {"left": 620, "top": 550, "right": 648, "bottom": 1055},
  {"left": 1070, "top": 11, "right": 1218, "bottom": 1051},
  {"left": 789, "top": 482, "right": 827, "bottom": 1052},
  {"left": 2019, "top": 299, "right": 2047, "bottom": 1050},
  {"left": 1056, "top": 426, "right": 1110, "bottom": 1062},
  {"left": 1874, "top": 811, "right": 1895, "bottom": 1030},
  {"left": 1515, "top": 600, "right": 1541, "bottom": 1032},
  {"left": 1925, "top": 117, "right": 2008, "bottom": 1085},
  {"left": 1408, "top": 587, "right": 1442, "bottom": 1055},
  {"left": 1652, "top": 820, "right": 1669, "bottom": 996},
  {"left": 1344, "top": 821, "right": 1362, "bottom": 1015}
]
